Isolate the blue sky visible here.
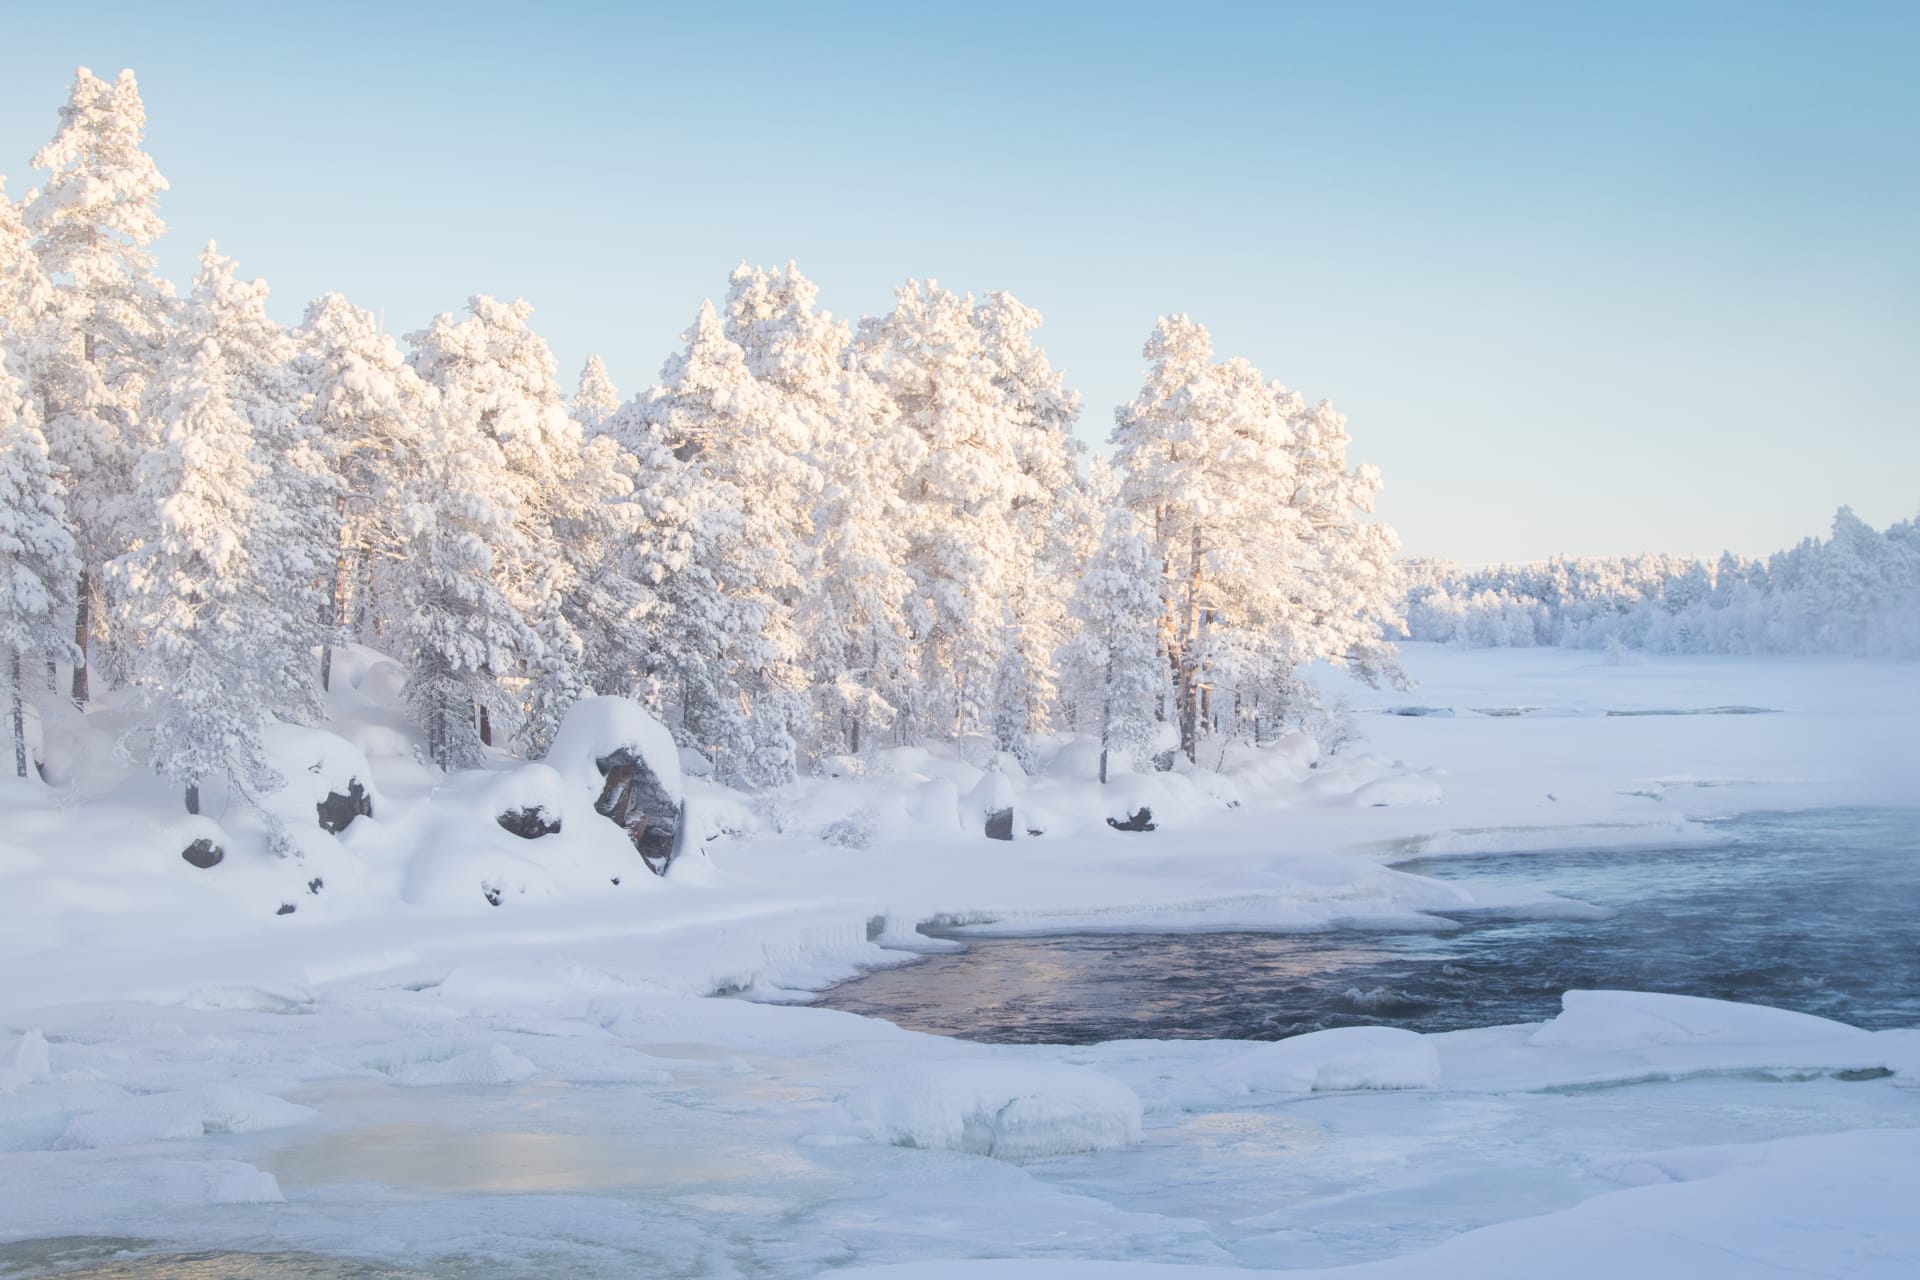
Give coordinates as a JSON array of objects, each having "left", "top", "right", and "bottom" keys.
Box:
[{"left": 1, "top": 1, "right": 1913, "bottom": 563}]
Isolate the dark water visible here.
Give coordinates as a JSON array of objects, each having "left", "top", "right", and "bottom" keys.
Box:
[{"left": 819, "top": 808, "right": 1920, "bottom": 1043}]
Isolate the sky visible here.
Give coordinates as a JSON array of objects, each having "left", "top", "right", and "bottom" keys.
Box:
[{"left": 0, "top": 0, "right": 1913, "bottom": 563}]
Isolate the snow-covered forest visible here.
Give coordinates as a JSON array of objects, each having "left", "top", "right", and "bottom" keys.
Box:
[
  {"left": 0, "top": 68, "right": 1406, "bottom": 806},
  {"left": 1400, "top": 507, "right": 1920, "bottom": 657}
]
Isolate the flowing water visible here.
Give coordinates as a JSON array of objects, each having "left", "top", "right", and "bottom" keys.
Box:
[{"left": 818, "top": 808, "right": 1920, "bottom": 1041}]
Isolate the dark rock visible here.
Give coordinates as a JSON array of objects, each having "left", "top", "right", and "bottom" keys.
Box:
[
  {"left": 1026, "top": 828, "right": 1044, "bottom": 838},
  {"left": 181, "top": 838, "right": 224, "bottom": 869},
  {"left": 610, "top": 876, "right": 621, "bottom": 886},
  {"left": 307, "top": 877, "right": 324, "bottom": 894},
  {"left": 482, "top": 883, "right": 502, "bottom": 907},
  {"left": 496, "top": 805, "right": 562, "bottom": 840},
  {"left": 1151, "top": 749, "right": 1177, "bottom": 772},
  {"left": 594, "top": 748, "right": 682, "bottom": 876},
  {"left": 275, "top": 902, "right": 296, "bottom": 915},
  {"left": 984, "top": 807, "right": 1014, "bottom": 841},
  {"left": 316, "top": 779, "right": 372, "bottom": 834},
  {"left": 1106, "top": 807, "right": 1156, "bottom": 832}
]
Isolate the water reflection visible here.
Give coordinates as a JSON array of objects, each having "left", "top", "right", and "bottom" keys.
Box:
[
  {"left": 0, "top": 1239, "right": 428, "bottom": 1280},
  {"left": 819, "top": 809, "right": 1920, "bottom": 1042}
]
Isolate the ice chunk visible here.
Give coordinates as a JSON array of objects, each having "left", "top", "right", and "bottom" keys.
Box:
[
  {"left": 13, "top": 1027, "right": 50, "bottom": 1079},
  {"left": 1528, "top": 989, "right": 1871, "bottom": 1051},
  {"left": 390, "top": 1043, "right": 540, "bottom": 1087},
  {"left": 841, "top": 1060, "right": 1143, "bottom": 1159},
  {"left": 1212, "top": 1026, "right": 1440, "bottom": 1094},
  {"left": 56, "top": 1085, "right": 318, "bottom": 1149}
]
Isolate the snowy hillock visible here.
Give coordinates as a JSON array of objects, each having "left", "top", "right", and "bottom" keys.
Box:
[{"left": 1, "top": 628, "right": 1454, "bottom": 953}]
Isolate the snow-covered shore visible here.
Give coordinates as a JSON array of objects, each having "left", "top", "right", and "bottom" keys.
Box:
[{"left": 2, "top": 644, "right": 1916, "bottom": 1277}]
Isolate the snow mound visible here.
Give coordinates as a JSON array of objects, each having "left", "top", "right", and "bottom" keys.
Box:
[
  {"left": 1211, "top": 1025, "right": 1440, "bottom": 1094},
  {"left": 840, "top": 1060, "right": 1143, "bottom": 1159},
  {"left": 56, "top": 1085, "right": 318, "bottom": 1149},
  {"left": 543, "top": 694, "right": 682, "bottom": 799},
  {"left": 1528, "top": 989, "right": 1871, "bottom": 1051},
  {"left": 389, "top": 1043, "right": 541, "bottom": 1087}
]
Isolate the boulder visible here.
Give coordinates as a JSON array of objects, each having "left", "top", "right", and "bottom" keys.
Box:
[
  {"left": 984, "top": 807, "right": 1014, "bottom": 841},
  {"left": 181, "top": 838, "right": 224, "bottom": 869},
  {"left": 594, "top": 749, "right": 681, "bottom": 875},
  {"left": 1107, "top": 807, "right": 1156, "bottom": 832},
  {"left": 496, "top": 805, "right": 562, "bottom": 840},
  {"left": 315, "top": 779, "right": 372, "bottom": 834}
]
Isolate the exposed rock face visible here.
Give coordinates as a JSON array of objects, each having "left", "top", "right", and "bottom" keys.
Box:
[
  {"left": 1107, "top": 807, "right": 1156, "bottom": 832},
  {"left": 316, "top": 779, "right": 372, "bottom": 834},
  {"left": 984, "top": 807, "right": 1014, "bottom": 841},
  {"left": 496, "top": 805, "right": 562, "bottom": 840},
  {"left": 181, "top": 838, "right": 224, "bottom": 869},
  {"left": 594, "top": 749, "right": 681, "bottom": 875},
  {"left": 275, "top": 902, "right": 296, "bottom": 915}
]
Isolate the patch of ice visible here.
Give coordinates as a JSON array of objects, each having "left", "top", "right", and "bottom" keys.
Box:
[
  {"left": 1528, "top": 989, "right": 1871, "bottom": 1051},
  {"left": 840, "top": 1060, "right": 1143, "bottom": 1159},
  {"left": 1210, "top": 1026, "right": 1440, "bottom": 1094}
]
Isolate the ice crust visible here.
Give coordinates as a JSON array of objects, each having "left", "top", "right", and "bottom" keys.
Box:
[{"left": 840, "top": 1060, "right": 1145, "bottom": 1158}]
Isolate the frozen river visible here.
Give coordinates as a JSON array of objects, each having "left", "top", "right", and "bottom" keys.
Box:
[{"left": 819, "top": 809, "right": 1920, "bottom": 1040}]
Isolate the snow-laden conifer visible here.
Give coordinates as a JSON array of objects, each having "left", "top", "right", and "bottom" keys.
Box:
[
  {"left": 856, "top": 281, "right": 1040, "bottom": 740},
  {"left": 296, "top": 293, "right": 435, "bottom": 691},
  {"left": 724, "top": 261, "right": 916, "bottom": 755},
  {"left": 571, "top": 354, "right": 619, "bottom": 432},
  {"left": 0, "top": 363, "right": 79, "bottom": 777},
  {"left": 626, "top": 300, "right": 815, "bottom": 785},
  {"left": 25, "top": 68, "right": 175, "bottom": 703},
  {"left": 181, "top": 244, "right": 332, "bottom": 722},
  {"left": 1064, "top": 509, "right": 1165, "bottom": 782},
  {"left": 110, "top": 338, "right": 278, "bottom": 812}
]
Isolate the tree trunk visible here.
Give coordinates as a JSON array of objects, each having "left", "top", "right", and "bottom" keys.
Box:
[
  {"left": 71, "top": 569, "right": 91, "bottom": 705},
  {"left": 478, "top": 701, "right": 493, "bottom": 748},
  {"left": 1177, "top": 527, "right": 1203, "bottom": 763},
  {"left": 185, "top": 783, "right": 200, "bottom": 815},
  {"left": 320, "top": 498, "right": 353, "bottom": 692},
  {"left": 9, "top": 649, "right": 27, "bottom": 779}
]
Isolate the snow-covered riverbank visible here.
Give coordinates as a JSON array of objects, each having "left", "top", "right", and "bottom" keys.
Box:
[{"left": 3, "top": 645, "right": 1916, "bottom": 1277}]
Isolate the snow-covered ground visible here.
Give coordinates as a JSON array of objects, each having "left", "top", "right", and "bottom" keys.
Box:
[{"left": 2, "top": 644, "right": 1916, "bottom": 1277}]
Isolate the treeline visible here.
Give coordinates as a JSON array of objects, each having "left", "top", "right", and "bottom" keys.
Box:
[
  {"left": 1400, "top": 507, "right": 1920, "bottom": 658},
  {"left": 0, "top": 69, "right": 1404, "bottom": 805}
]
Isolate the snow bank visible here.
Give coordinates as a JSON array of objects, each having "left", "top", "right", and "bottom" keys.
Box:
[
  {"left": 840, "top": 1060, "right": 1143, "bottom": 1159},
  {"left": 1210, "top": 1026, "right": 1440, "bottom": 1094},
  {"left": 1528, "top": 989, "right": 1873, "bottom": 1051},
  {"left": 543, "top": 694, "right": 682, "bottom": 799},
  {"left": 55, "top": 1085, "right": 317, "bottom": 1149}
]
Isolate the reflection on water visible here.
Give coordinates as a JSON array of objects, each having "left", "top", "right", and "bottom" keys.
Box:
[
  {"left": 267, "top": 1123, "right": 645, "bottom": 1194},
  {"left": 0, "top": 1239, "right": 430, "bottom": 1280},
  {"left": 818, "top": 808, "right": 1920, "bottom": 1043}
]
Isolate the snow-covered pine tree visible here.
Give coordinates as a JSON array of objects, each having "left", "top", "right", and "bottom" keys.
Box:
[
  {"left": 723, "top": 261, "right": 916, "bottom": 756},
  {"left": 0, "top": 361, "right": 80, "bottom": 778},
  {"left": 570, "top": 355, "right": 619, "bottom": 432},
  {"left": 856, "top": 281, "right": 1039, "bottom": 740},
  {"left": 1112, "top": 316, "right": 1402, "bottom": 759},
  {"left": 25, "top": 68, "right": 175, "bottom": 704},
  {"left": 296, "top": 293, "right": 435, "bottom": 690},
  {"left": 629, "top": 301, "right": 815, "bottom": 785},
  {"left": 385, "top": 393, "right": 537, "bottom": 771},
  {"left": 110, "top": 337, "right": 278, "bottom": 813},
  {"left": 405, "top": 297, "right": 592, "bottom": 756},
  {"left": 181, "top": 244, "right": 332, "bottom": 722},
  {"left": 1064, "top": 509, "right": 1166, "bottom": 782},
  {"left": 973, "top": 291, "right": 1083, "bottom": 758}
]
